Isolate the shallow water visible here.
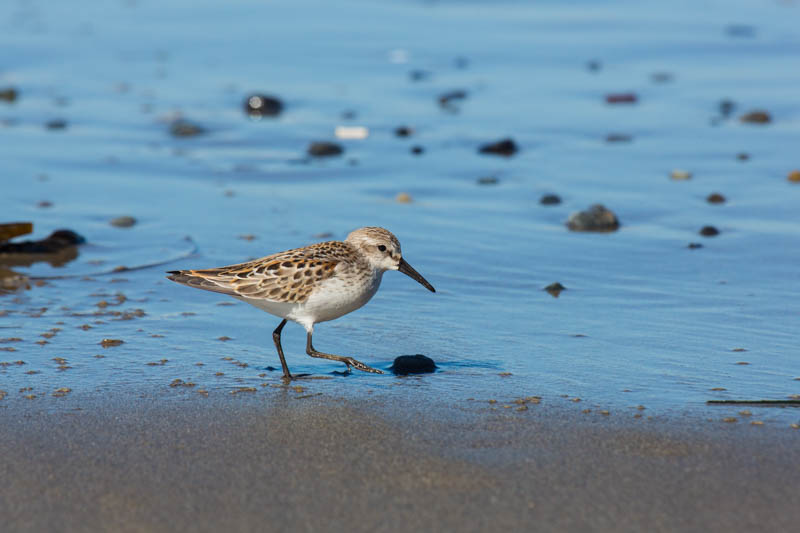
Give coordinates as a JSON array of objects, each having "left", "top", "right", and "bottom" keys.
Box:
[{"left": 2, "top": 0, "right": 799, "bottom": 425}]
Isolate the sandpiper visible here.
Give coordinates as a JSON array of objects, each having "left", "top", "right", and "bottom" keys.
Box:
[{"left": 167, "top": 227, "right": 435, "bottom": 379}]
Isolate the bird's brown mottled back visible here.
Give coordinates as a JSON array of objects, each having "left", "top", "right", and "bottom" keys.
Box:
[{"left": 167, "top": 240, "right": 365, "bottom": 303}]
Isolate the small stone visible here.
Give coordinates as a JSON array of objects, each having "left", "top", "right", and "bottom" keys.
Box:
[
  {"left": 477, "top": 176, "right": 499, "bottom": 185},
  {"left": 688, "top": 242, "right": 703, "bottom": 249},
  {"left": 169, "top": 120, "right": 206, "bottom": 137},
  {"left": 244, "top": 94, "right": 283, "bottom": 118},
  {"left": 438, "top": 89, "right": 467, "bottom": 110},
  {"left": 410, "top": 145, "right": 424, "bottom": 155},
  {"left": 539, "top": 194, "right": 561, "bottom": 206},
  {"left": 723, "top": 417, "right": 737, "bottom": 423},
  {"left": 217, "top": 336, "right": 233, "bottom": 341},
  {"left": 394, "top": 126, "right": 413, "bottom": 137},
  {"left": 307, "top": 141, "right": 343, "bottom": 157},
  {"left": 478, "top": 138, "right": 518, "bottom": 157},
  {"left": 408, "top": 69, "right": 431, "bottom": 82},
  {"left": 566, "top": 204, "right": 620, "bottom": 232},
  {"left": 699, "top": 226, "right": 720, "bottom": 237},
  {"left": 739, "top": 110, "right": 771, "bottom": 124},
  {"left": 100, "top": 338, "right": 124, "bottom": 348},
  {"left": 334, "top": 126, "right": 369, "bottom": 140},
  {"left": 605, "top": 93, "right": 637, "bottom": 104},
  {"left": 719, "top": 99, "right": 736, "bottom": 117},
  {"left": 0, "top": 88, "right": 18, "bottom": 102},
  {"left": 670, "top": 169, "right": 692, "bottom": 180},
  {"left": 586, "top": 60, "right": 602, "bottom": 72},
  {"left": 390, "top": 354, "right": 436, "bottom": 375},
  {"left": 45, "top": 119, "right": 68, "bottom": 130},
  {"left": 707, "top": 193, "right": 726, "bottom": 204},
  {"left": 605, "top": 133, "right": 632, "bottom": 143},
  {"left": 544, "top": 282, "right": 566, "bottom": 297},
  {"left": 110, "top": 216, "right": 137, "bottom": 228},
  {"left": 787, "top": 170, "right": 800, "bottom": 183},
  {"left": 736, "top": 152, "right": 750, "bottom": 161},
  {"left": 395, "top": 192, "right": 413, "bottom": 204}
]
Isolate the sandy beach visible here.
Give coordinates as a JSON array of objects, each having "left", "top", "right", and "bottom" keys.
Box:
[{"left": 2, "top": 390, "right": 798, "bottom": 533}]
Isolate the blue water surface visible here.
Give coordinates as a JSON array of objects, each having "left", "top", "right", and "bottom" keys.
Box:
[{"left": 2, "top": 0, "right": 799, "bottom": 424}]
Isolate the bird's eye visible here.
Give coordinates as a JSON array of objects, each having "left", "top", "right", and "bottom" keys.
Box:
[{"left": 377, "top": 245, "right": 387, "bottom": 252}]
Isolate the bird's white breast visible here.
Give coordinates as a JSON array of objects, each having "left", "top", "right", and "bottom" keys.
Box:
[
  {"left": 294, "top": 267, "right": 383, "bottom": 328},
  {"left": 236, "top": 265, "right": 384, "bottom": 332}
]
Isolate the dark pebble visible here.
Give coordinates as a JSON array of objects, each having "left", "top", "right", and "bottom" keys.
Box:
[
  {"left": 605, "top": 93, "right": 637, "bottom": 104},
  {"left": 110, "top": 216, "right": 137, "bottom": 228},
  {"left": 390, "top": 354, "right": 436, "bottom": 375},
  {"left": 540, "top": 194, "right": 562, "bottom": 205},
  {"left": 410, "top": 145, "right": 424, "bottom": 155},
  {"left": 438, "top": 89, "right": 467, "bottom": 110},
  {"left": 169, "top": 120, "right": 206, "bottom": 137},
  {"left": 736, "top": 152, "right": 750, "bottom": 161},
  {"left": 409, "top": 70, "right": 431, "bottom": 82},
  {"left": 740, "top": 110, "right": 771, "bottom": 124},
  {"left": 0, "top": 229, "right": 85, "bottom": 254},
  {"left": 699, "top": 225, "right": 720, "bottom": 237},
  {"left": 688, "top": 242, "right": 703, "bottom": 249},
  {"left": 605, "top": 133, "right": 632, "bottom": 143},
  {"left": 244, "top": 94, "right": 283, "bottom": 118},
  {"left": 478, "top": 138, "right": 518, "bottom": 157},
  {"left": 566, "top": 204, "right": 620, "bottom": 232},
  {"left": 719, "top": 99, "right": 736, "bottom": 117},
  {"left": 308, "top": 141, "right": 343, "bottom": 157},
  {"left": 340, "top": 110, "right": 357, "bottom": 120},
  {"left": 45, "top": 119, "right": 68, "bottom": 130},
  {"left": 0, "top": 87, "right": 18, "bottom": 102},
  {"left": 477, "top": 176, "right": 499, "bottom": 185},
  {"left": 544, "top": 282, "right": 566, "bottom": 297},
  {"left": 706, "top": 193, "right": 726, "bottom": 204},
  {"left": 586, "top": 60, "right": 602, "bottom": 72},
  {"left": 394, "top": 126, "right": 413, "bottom": 137}
]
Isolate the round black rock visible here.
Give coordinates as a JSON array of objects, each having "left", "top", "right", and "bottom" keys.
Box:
[
  {"left": 390, "top": 354, "right": 437, "bottom": 375},
  {"left": 478, "top": 138, "right": 518, "bottom": 157},
  {"left": 244, "top": 94, "right": 283, "bottom": 118},
  {"left": 699, "top": 225, "right": 720, "bottom": 237},
  {"left": 307, "top": 141, "right": 344, "bottom": 157},
  {"left": 540, "top": 194, "right": 562, "bottom": 206},
  {"left": 410, "top": 145, "right": 424, "bottom": 155},
  {"left": 394, "top": 126, "right": 413, "bottom": 137},
  {"left": 477, "top": 176, "right": 498, "bottom": 185}
]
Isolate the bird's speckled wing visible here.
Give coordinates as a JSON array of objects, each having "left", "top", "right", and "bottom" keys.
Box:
[{"left": 167, "top": 241, "right": 358, "bottom": 303}]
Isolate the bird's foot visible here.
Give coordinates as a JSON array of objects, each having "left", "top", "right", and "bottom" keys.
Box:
[{"left": 346, "top": 357, "right": 384, "bottom": 374}]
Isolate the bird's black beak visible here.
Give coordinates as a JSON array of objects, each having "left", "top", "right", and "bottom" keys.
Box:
[{"left": 398, "top": 258, "right": 435, "bottom": 293}]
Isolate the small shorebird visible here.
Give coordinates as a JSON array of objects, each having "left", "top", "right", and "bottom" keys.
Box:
[{"left": 167, "top": 227, "right": 435, "bottom": 379}]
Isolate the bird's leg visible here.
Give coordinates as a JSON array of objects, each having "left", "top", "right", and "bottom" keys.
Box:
[
  {"left": 272, "top": 319, "right": 293, "bottom": 380},
  {"left": 305, "top": 332, "right": 384, "bottom": 374}
]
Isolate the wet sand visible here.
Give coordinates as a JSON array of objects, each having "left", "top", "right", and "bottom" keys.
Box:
[{"left": 2, "top": 391, "right": 798, "bottom": 533}]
